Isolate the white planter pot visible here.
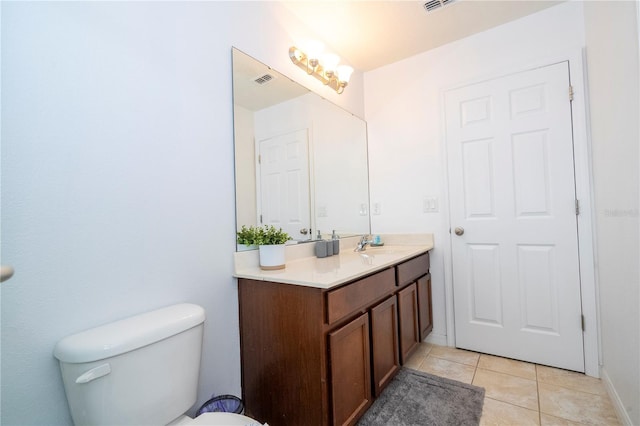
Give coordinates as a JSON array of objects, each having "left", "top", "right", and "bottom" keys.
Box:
[{"left": 258, "top": 244, "right": 286, "bottom": 270}]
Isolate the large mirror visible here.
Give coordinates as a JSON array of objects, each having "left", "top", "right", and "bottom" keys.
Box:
[{"left": 233, "top": 48, "right": 371, "bottom": 250}]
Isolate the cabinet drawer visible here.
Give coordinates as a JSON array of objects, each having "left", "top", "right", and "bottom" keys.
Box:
[
  {"left": 327, "top": 268, "right": 395, "bottom": 326},
  {"left": 396, "top": 252, "right": 430, "bottom": 287}
]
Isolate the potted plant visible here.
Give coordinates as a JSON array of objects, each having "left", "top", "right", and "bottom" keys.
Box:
[
  {"left": 236, "top": 225, "right": 259, "bottom": 251},
  {"left": 236, "top": 225, "right": 291, "bottom": 270}
]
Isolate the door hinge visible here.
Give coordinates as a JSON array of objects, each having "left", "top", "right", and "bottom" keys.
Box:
[
  {"left": 569, "top": 85, "right": 574, "bottom": 102},
  {"left": 258, "top": 154, "right": 261, "bottom": 164},
  {"left": 260, "top": 214, "right": 263, "bottom": 224},
  {"left": 575, "top": 199, "right": 580, "bottom": 215},
  {"left": 581, "top": 314, "right": 585, "bottom": 331}
]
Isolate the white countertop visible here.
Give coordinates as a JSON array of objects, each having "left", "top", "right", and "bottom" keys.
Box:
[{"left": 233, "top": 234, "right": 433, "bottom": 289}]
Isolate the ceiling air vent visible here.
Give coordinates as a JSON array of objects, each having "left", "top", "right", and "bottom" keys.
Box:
[
  {"left": 423, "top": 0, "right": 454, "bottom": 13},
  {"left": 253, "top": 73, "right": 275, "bottom": 85}
]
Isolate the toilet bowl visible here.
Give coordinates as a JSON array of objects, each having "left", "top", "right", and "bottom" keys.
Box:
[{"left": 53, "top": 304, "right": 262, "bottom": 425}]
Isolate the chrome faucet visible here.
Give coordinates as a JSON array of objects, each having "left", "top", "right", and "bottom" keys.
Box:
[{"left": 354, "top": 235, "right": 373, "bottom": 252}]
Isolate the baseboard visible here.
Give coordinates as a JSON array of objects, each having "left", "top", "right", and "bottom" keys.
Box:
[
  {"left": 601, "top": 367, "right": 633, "bottom": 426},
  {"left": 424, "top": 332, "right": 447, "bottom": 346}
]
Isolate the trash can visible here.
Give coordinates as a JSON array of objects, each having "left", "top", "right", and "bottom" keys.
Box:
[{"left": 196, "top": 394, "right": 244, "bottom": 416}]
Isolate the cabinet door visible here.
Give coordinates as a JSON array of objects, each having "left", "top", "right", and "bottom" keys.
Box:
[
  {"left": 398, "top": 282, "right": 420, "bottom": 364},
  {"left": 329, "top": 312, "right": 372, "bottom": 426},
  {"left": 417, "top": 274, "right": 433, "bottom": 340},
  {"left": 370, "top": 296, "right": 400, "bottom": 397}
]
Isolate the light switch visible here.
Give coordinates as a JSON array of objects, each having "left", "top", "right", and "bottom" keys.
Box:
[{"left": 423, "top": 196, "right": 439, "bottom": 213}]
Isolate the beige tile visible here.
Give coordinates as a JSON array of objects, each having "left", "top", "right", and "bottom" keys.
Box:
[
  {"left": 540, "top": 413, "right": 584, "bottom": 426},
  {"left": 403, "top": 350, "right": 426, "bottom": 370},
  {"left": 473, "top": 368, "right": 539, "bottom": 410},
  {"left": 478, "top": 354, "right": 537, "bottom": 380},
  {"left": 480, "top": 397, "right": 540, "bottom": 426},
  {"left": 429, "top": 345, "right": 480, "bottom": 366},
  {"left": 539, "top": 382, "right": 620, "bottom": 425},
  {"left": 396, "top": 342, "right": 432, "bottom": 371},
  {"left": 413, "top": 342, "right": 434, "bottom": 357},
  {"left": 417, "top": 355, "right": 476, "bottom": 384},
  {"left": 537, "top": 365, "right": 608, "bottom": 396}
]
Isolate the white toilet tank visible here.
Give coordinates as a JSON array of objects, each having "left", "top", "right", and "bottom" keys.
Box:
[{"left": 54, "top": 303, "right": 206, "bottom": 426}]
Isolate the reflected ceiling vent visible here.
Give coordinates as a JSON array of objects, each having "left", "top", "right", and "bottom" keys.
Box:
[
  {"left": 423, "top": 0, "right": 455, "bottom": 13},
  {"left": 252, "top": 73, "right": 275, "bottom": 85}
]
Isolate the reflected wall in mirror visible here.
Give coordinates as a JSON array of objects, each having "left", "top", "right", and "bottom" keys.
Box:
[{"left": 232, "top": 48, "right": 371, "bottom": 251}]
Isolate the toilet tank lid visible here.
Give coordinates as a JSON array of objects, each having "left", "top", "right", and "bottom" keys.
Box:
[{"left": 54, "top": 303, "right": 205, "bottom": 363}]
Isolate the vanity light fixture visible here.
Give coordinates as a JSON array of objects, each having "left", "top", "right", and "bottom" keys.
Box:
[{"left": 289, "top": 43, "right": 354, "bottom": 94}]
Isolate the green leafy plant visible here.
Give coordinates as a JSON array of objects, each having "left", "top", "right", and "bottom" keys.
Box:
[
  {"left": 236, "top": 225, "right": 258, "bottom": 246},
  {"left": 236, "top": 225, "right": 291, "bottom": 246}
]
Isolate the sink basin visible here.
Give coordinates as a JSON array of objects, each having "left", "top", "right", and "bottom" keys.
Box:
[{"left": 357, "top": 247, "right": 409, "bottom": 264}]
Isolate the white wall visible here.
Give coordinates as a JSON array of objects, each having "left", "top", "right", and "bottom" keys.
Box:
[
  {"left": 364, "top": 0, "right": 587, "bottom": 345},
  {"left": 0, "top": 2, "right": 364, "bottom": 424},
  {"left": 583, "top": 2, "right": 640, "bottom": 424}
]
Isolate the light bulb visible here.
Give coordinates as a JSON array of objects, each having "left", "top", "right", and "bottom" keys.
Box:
[
  {"left": 322, "top": 53, "right": 340, "bottom": 77},
  {"left": 305, "top": 40, "right": 324, "bottom": 62},
  {"left": 336, "top": 65, "right": 354, "bottom": 83}
]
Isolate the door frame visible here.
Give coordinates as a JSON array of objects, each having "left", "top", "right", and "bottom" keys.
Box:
[{"left": 439, "top": 48, "right": 600, "bottom": 377}]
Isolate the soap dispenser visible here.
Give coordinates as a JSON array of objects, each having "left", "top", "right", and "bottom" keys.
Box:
[
  {"left": 315, "top": 230, "right": 327, "bottom": 258},
  {"left": 325, "top": 231, "right": 334, "bottom": 256},
  {"left": 315, "top": 230, "right": 333, "bottom": 257},
  {"left": 331, "top": 230, "right": 340, "bottom": 254}
]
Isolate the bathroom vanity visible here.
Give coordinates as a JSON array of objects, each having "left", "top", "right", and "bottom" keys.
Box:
[{"left": 234, "top": 237, "right": 433, "bottom": 426}]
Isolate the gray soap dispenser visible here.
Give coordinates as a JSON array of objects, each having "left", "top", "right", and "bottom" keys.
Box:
[
  {"left": 315, "top": 230, "right": 327, "bottom": 258},
  {"left": 332, "top": 230, "right": 340, "bottom": 255}
]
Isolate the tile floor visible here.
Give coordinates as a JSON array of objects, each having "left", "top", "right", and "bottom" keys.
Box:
[{"left": 404, "top": 343, "right": 620, "bottom": 426}]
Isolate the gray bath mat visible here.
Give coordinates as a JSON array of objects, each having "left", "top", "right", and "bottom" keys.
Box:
[{"left": 357, "top": 368, "right": 485, "bottom": 426}]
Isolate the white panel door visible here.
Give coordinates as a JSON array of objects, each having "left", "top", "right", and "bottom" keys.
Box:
[
  {"left": 445, "top": 62, "right": 584, "bottom": 372},
  {"left": 258, "top": 129, "right": 311, "bottom": 239}
]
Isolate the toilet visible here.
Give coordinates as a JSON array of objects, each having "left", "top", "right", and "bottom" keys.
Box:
[{"left": 53, "top": 303, "right": 260, "bottom": 426}]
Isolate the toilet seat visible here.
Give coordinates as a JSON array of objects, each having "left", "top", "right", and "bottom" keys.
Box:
[{"left": 187, "top": 412, "right": 262, "bottom": 425}]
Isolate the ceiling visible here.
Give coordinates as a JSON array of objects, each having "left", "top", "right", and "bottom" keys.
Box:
[
  {"left": 234, "top": 1, "right": 564, "bottom": 111},
  {"left": 282, "top": 0, "right": 563, "bottom": 71}
]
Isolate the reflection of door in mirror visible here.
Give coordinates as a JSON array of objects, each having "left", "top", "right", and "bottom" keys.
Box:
[{"left": 258, "top": 129, "right": 311, "bottom": 241}]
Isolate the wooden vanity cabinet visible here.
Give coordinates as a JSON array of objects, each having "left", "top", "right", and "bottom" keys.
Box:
[
  {"left": 417, "top": 274, "right": 433, "bottom": 340},
  {"left": 328, "top": 312, "right": 372, "bottom": 426},
  {"left": 238, "top": 279, "right": 328, "bottom": 426},
  {"left": 370, "top": 296, "right": 400, "bottom": 397},
  {"left": 396, "top": 252, "right": 432, "bottom": 359},
  {"left": 397, "top": 283, "right": 420, "bottom": 364},
  {"left": 237, "top": 251, "right": 431, "bottom": 426}
]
